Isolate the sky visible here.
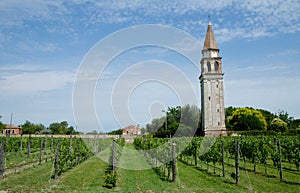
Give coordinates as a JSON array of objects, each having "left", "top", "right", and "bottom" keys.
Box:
[{"left": 0, "top": 0, "right": 300, "bottom": 133}]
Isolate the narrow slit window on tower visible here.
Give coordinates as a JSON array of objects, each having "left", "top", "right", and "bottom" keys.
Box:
[
  {"left": 207, "top": 61, "right": 211, "bottom": 72},
  {"left": 216, "top": 84, "right": 218, "bottom": 88},
  {"left": 208, "top": 96, "right": 211, "bottom": 100},
  {"left": 217, "top": 109, "right": 219, "bottom": 112},
  {"left": 214, "top": 61, "right": 219, "bottom": 72}
]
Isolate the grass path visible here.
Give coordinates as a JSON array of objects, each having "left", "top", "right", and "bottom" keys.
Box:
[
  {"left": 46, "top": 156, "right": 109, "bottom": 192},
  {"left": 116, "top": 145, "right": 247, "bottom": 192}
]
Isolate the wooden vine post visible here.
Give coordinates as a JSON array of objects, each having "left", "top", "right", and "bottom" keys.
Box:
[
  {"left": 194, "top": 140, "right": 197, "bottom": 166},
  {"left": 0, "top": 140, "right": 5, "bottom": 177},
  {"left": 51, "top": 135, "right": 54, "bottom": 160},
  {"left": 27, "top": 135, "right": 31, "bottom": 158},
  {"left": 39, "top": 139, "right": 43, "bottom": 165},
  {"left": 94, "top": 135, "right": 97, "bottom": 154},
  {"left": 77, "top": 137, "right": 81, "bottom": 165},
  {"left": 51, "top": 135, "right": 54, "bottom": 153},
  {"left": 277, "top": 140, "right": 283, "bottom": 181},
  {"left": 70, "top": 135, "right": 73, "bottom": 154},
  {"left": 235, "top": 141, "right": 240, "bottom": 184},
  {"left": 54, "top": 139, "right": 60, "bottom": 179},
  {"left": 221, "top": 139, "right": 225, "bottom": 177},
  {"left": 172, "top": 142, "right": 177, "bottom": 183},
  {"left": 20, "top": 135, "right": 23, "bottom": 153},
  {"left": 44, "top": 135, "right": 47, "bottom": 155},
  {"left": 112, "top": 139, "right": 116, "bottom": 172},
  {"left": 167, "top": 142, "right": 171, "bottom": 180},
  {"left": 155, "top": 139, "right": 158, "bottom": 166}
]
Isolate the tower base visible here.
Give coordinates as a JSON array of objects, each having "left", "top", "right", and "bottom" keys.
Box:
[{"left": 204, "top": 129, "right": 227, "bottom": 137}]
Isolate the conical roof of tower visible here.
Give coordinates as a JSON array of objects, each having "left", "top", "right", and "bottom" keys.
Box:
[{"left": 203, "top": 21, "right": 218, "bottom": 50}]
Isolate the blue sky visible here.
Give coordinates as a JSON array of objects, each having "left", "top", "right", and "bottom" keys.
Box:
[{"left": 0, "top": 0, "right": 300, "bottom": 133}]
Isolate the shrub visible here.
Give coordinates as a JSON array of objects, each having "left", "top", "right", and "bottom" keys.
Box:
[{"left": 103, "top": 171, "right": 117, "bottom": 188}]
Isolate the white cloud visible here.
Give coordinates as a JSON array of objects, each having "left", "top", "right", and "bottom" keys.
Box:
[
  {"left": 0, "top": 64, "right": 46, "bottom": 72},
  {"left": 268, "top": 49, "right": 300, "bottom": 57},
  {"left": 0, "top": 0, "right": 299, "bottom": 42},
  {"left": 0, "top": 70, "right": 74, "bottom": 96},
  {"left": 0, "top": 0, "right": 67, "bottom": 26},
  {"left": 17, "top": 42, "right": 61, "bottom": 53}
]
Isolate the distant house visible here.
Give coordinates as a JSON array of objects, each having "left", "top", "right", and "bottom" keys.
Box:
[
  {"left": 2, "top": 124, "right": 23, "bottom": 135},
  {"left": 122, "top": 125, "right": 141, "bottom": 136}
]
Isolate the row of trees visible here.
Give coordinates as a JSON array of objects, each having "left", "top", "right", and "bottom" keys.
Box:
[
  {"left": 226, "top": 107, "right": 300, "bottom": 134},
  {"left": 146, "top": 105, "right": 300, "bottom": 137},
  {"left": 22, "top": 120, "right": 77, "bottom": 135},
  {"left": 0, "top": 118, "right": 77, "bottom": 135}
]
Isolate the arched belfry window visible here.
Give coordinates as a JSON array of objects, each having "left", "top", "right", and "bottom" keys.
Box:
[
  {"left": 207, "top": 61, "right": 211, "bottom": 72},
  {"left": 214, "top": 61, "right": 219, "bottom": 72}
]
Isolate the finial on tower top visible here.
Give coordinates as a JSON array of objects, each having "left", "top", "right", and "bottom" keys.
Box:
[{"left": 208, "top": 15, "right": 211, "bottom": 25}]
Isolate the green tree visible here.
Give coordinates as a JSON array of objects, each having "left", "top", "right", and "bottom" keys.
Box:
[
  {"left": 269, "top": 118, "right": 288, "bottom": 133},
  {"left": 227, "top": 108, "right": 267, "bottom": 131},
  {"left": 107, "top": 129, "right": 122, "bottom": 135},
  {"left": 49, "top": 121, "right": 75, "bottom": 134},
  {"left": 225, "top": 106, "right": 237, "bottom": 130},
  {"left": 289, "top": 119, "right": 300, "bottom": 130},
  {"left": 146, "top": 117, "right": 165, "bottom": 134},
  {"left": 257, "top": 109, "right": 275, "bottom": 129},
  {"left": 35, "top": 123, "right": 46, "bottom": 133},
  {"left": 276, "top": 110, "right": 290, "bottom": 123},
  {"left": 48, "top": 122, "right": 62, "bottom": 134},
  {"left": 22, "top": 120, "right": 45, "bottom": 134},
  {"left": 0, "top": 120, "right": 4, "bottom": 134},
  {"left": 0, "top": 115, "right": 4, "bottom": 133},
  {"left": 148, "top": 105, "right": 201, "bottom": 137},
  {"left": 181, "top": 104, "right": 200, "bottom": 130},
  {"left": 225, "top": 106, "right": 237, "bottom": 118}
]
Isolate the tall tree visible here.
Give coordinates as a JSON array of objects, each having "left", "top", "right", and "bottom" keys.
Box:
[
  {"left": 269, "top": 118, "right": 288, "bottom": 133},
  {"left": 0, "top": 115, "right": 4, "bottom": 133},
  {"left": 22, "top": 120, "right": 45, "bottom": 134},
  {"left": 148, "top": 105, "right": 201, "bottom": 137},
  {"left": 49, "top": 121, "right": 75, "bottom": 134},
  {"left": 227, "top": 108, "right": 267, "bottom": 131}
]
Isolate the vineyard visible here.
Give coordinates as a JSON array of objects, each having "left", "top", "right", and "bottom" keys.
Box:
[
  {"left": 0, "top": 135, "right": 299, "bottom": 192},
  {"left": 134, "top": 135, "right": 300, "bottom": 184},
  {"left": 0, "top": 135, "right": 113, "bottom": 178}
]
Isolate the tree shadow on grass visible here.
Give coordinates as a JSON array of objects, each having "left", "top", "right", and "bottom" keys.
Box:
[{"left": 281, "top": 180, "right": 300, "bottom": 186}]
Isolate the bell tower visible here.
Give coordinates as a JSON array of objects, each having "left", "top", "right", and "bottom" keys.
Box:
[{"left": 199, "top": 20, "right": 226, "bottom": 136}]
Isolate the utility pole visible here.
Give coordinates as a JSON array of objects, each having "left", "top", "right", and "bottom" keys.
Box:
[
  {"left": 6, "top": 113, "right": 13, "bottom": 142},
  {"left": 162, "top": 110, "right": 168, "bottom": 138}
]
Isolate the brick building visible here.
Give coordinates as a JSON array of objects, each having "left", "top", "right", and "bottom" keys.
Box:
[
  {"left": 122, "top": 125, "right": 141, "bottom": 136},
  {"left": 2, "top": 124, "right": 23, "bottom": 135}
]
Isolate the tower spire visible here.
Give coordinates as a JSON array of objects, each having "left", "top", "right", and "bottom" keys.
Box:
[{"left": 203, "top": 20, "right": 218, "bottom": 50}]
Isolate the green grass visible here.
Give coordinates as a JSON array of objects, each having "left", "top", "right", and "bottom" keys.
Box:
[
  {"left": 5, "top": 149, "right": 53, "bottom": 169},
  {"left": 0, "top": 156, "right": 110, "bottom": 193},
  {"left": 45, "top": 156, "right": 109, "bottom": 192},
  {"left": 0, "top": 145, "right": 299, "bottom": 192},
  {"left": 0, "top": 161, "right": 53, "bottom": 192}
]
